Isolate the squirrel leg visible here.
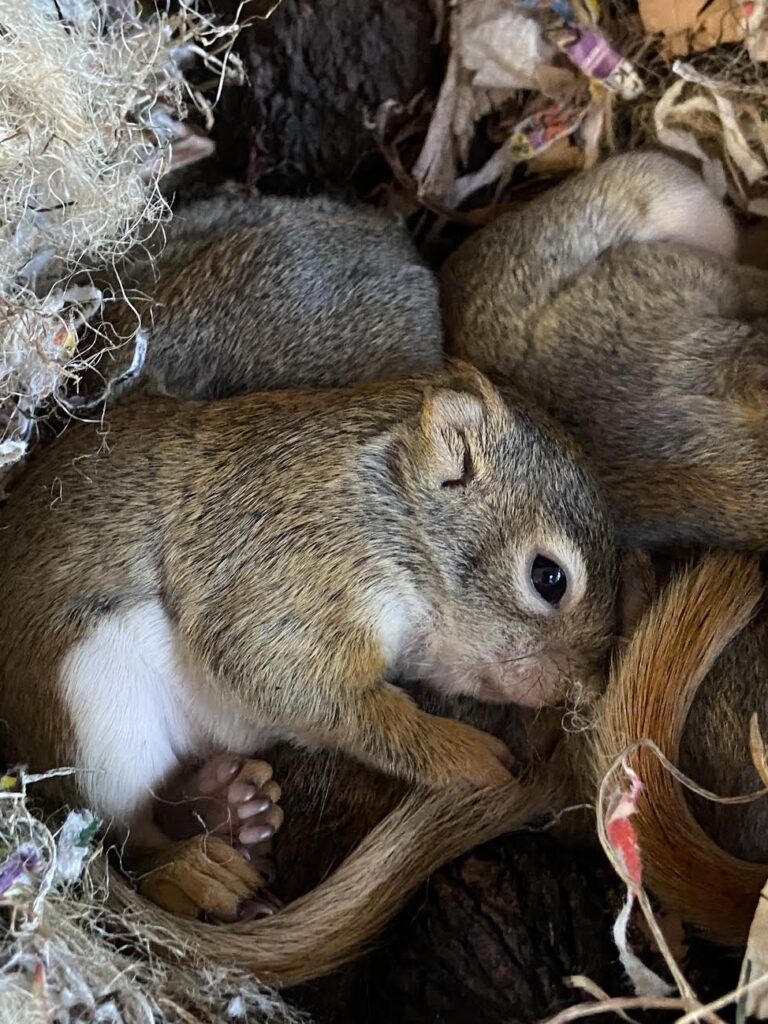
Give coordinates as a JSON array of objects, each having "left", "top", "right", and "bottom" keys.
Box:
[{"left": 332, "top": 683, "right": 515, "bottom": 789}]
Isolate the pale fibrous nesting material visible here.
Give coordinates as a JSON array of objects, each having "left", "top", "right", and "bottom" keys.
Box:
[
  {"left": 0, "top": 0, "right": 245, "bottom": 477},
  {"left": 653, "top": 60, "right": 768, "bottom": 214},
  {"left": 0, "top": 769, "right": 309, "bottom": 1024}
]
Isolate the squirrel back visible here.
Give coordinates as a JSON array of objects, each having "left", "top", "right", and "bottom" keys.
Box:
[
  {"left": 440, "top": 152, "right": 768, "bottom": 549},
  {"left": 87, "top": 191, "right": 443, "bottom": 402},
  {"left": 437, "top": 151, "right": 768, "bottom": 938}
]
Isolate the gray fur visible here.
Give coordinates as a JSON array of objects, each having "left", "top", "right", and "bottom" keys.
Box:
[
  {"left": 93, "top": 192, "right": 444, "bottom": 400},
  {"left": 441, "top": 151, "right": 768, "bottom": 549}
]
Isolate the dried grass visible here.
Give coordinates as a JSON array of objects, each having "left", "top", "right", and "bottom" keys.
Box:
[
  {"left": 0, "top": 770, "right": 309, "bottom": 1024},
  {"left": 0, "top": 0, "right": 245, "bottom": 476}
]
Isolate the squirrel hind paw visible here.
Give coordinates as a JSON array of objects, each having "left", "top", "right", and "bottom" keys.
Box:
[
  {"left": 154, "top": 753, "right": 283, "bottom": 856},
  {"left": 137, "top": 834, "right": 276, "bottom": 923}
]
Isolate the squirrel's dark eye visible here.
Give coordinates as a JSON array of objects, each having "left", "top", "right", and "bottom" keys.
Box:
[{"left": 531, "top": 555, "right": 567, "bottom": 606}]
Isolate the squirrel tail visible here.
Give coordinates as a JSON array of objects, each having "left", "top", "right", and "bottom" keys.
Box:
[
  {"left": 591, "top": 550, "right": 766, "bottom": 946},
  {"left": 108, "top": 768, "right": 560, "bottom": 986}
]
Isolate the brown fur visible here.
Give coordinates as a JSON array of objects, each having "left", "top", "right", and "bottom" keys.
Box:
[
  {"left": 588, "top": 552, "right": 766, "bottom": 945},
  {"left": 0, "top": 364, "right": 615, "bottom": 982},
  {"left": 108, "top": 770, "right": 563, "bottom": 985}
]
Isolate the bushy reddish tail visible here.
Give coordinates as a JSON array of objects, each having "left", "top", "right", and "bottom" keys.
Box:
[
  {"left": 109, "top": 768, "right": 561, "bottom": 986},
  {"left": 592, "top": 551, "right": 766, "bottom": 946}
]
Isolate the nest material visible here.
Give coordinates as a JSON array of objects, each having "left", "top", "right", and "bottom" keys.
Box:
[
  {"left": 604, "top": 3, "right": 768, "bottom": 206},
  {"left": 0, "top": 4, "right": 299, "bottom": 1015},
  {"left": 0, "top": 0, "right": 244, "bottom": 477},
  {"left": 0, "top": 772, "right": 309, "bottom": 1024},
  {"left": 376, "top": 1, "right": 768, "bottom": 230}
]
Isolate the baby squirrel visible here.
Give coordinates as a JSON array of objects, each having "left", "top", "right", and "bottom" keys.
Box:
[
  {"left": 81, "top": 186, "right": 614, "bottom": 905},
  {"left": 436, "top": 151, "right": 768, "bottom": 944},
  {"left": 0, "top": 359, "right": 616, "bottom": 981},
  {"left": 440, "top": 150, "right": 768, "bottom": 549},
  {"left": 84, "top": 191, "right": 442, "bottom": 401}
]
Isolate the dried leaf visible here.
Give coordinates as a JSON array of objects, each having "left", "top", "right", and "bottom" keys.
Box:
[{"left": 638, "top": 0, "right": 745, "bottom": 57}]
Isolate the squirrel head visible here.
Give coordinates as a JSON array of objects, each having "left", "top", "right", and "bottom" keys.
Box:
[{"left": 363, "top": 365, "right": 617, "bottom": 710}]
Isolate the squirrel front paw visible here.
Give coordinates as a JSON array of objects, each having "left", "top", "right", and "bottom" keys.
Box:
[
  {"left": 420, "top": 718, "right": 514, "bottom": 789},
  {"left": 152, "top": 754, "right": 283, "bottom": 902}
]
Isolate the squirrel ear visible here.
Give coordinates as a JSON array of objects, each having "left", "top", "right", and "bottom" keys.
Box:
[{"left": 417, "top": 389, "right": 484, "bottom": 488}]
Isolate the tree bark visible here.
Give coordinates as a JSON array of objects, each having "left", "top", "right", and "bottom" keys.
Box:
[
  {"left": 294, "top": 831, "right": 633, "bottom": 1023},
  {"left": 211, "top": 0, "right": 443, "bottom": 197},
  {"left": 294, "top": 829, "right": 741, "bottom": 1024}
]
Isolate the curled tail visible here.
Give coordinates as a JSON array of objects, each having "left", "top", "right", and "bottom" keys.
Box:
[
  {"left": 440, "top": 151, "right": 737, "bottom": 372},
  {"left": 591, "top": 551, "right": 766, "bottom": 946},
  {"left": 108, "top": 768, "right": 560, "bottom": 986}
]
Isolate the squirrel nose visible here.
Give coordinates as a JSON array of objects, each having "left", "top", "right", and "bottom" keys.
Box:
[{"left": 480, "top": 652, "right": 566, "bottom": 708}]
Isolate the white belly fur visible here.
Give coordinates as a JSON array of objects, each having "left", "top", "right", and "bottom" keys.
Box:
[{"left": 60, "top": 599, "right": 273, "bottom": 830}]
